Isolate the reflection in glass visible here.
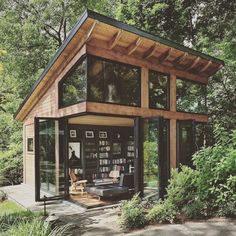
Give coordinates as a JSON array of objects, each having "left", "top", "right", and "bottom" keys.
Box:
[
  {"left": 39, "top": 119, "right": 65, "bottom": 198},
  {"left": 195, "top": 123, "right": 214, "bottom": 150},
  {"left": 88, "top": 56, "right": 140, "bottom": 106},
  {"left": 59, "top": 57, "right": 86, "bottom": 107},
  {"left": 176, "top": 78, "right": 207, "bottom": 114},
  {"left": 149, "top": 70, "right": 169, "bottom": 109},
  {"left": 177, "top": 121, "right": 193, "bottom": 168},
  {"left": 143, "top": 119, "right": 159, "bottom": 197}
]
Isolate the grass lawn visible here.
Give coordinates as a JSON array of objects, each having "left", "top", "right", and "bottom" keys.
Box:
[{"left": 0, "top": 200, "right": 25, "bottom": 215}]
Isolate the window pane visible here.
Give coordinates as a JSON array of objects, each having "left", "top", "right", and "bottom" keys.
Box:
[
  {"left": 176, "top": 78, "right": 207, "bottom": 113},
  {"left": 149, "top": 70, "right": 169, "bottom": 109},
  {"left": 60, "top": 58, "right": 86, "bottom": 107},
  {"left": 88, "top": 56, "right": 140, "bottom": 106}
]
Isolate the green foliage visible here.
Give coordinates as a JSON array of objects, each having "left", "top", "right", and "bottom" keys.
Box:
[
  {"left": 0, "top": 143, "right": 23, "bottom": 186},
  {"left": 192, "top": 127, "right": 236, "bottom": 216},
  {"left": 147, "top": 200, "right": 176, "bottom": 224},
  {"left": 165, "top": 166, "right": 198, "bottom": 211},
  {"left": 0, "top": 200, "right": 24, "bottom": 215},
  {"left": 119, "top": 194, "right": 147, "bottom": 229}
]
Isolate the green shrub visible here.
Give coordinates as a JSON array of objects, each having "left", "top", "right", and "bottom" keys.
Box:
[
  {"left": 0, "top": 143, "right": 23, "bottom": 186},
  {"left": 119, "top": 194, "right": 147, "bottom": 229},
  {"left": 147, "top": 200, "right": 177, "bottom": 224},
  {"left": 181, "top": 198, "right": 206, "bottom": 219},
  {"left": 165, "top": 166, "right": 198, "bottom": 212},
  {"left": 192, "top": 128, "right": 236, "bottom": 216}
]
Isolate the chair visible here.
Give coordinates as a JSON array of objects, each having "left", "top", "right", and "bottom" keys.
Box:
[{"left": 69, "top": 168, "right": 87, "bottom": 196}]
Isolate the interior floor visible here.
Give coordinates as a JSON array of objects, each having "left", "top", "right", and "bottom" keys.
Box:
[{"left": 69, "top": 193, "right": 132, "bottom": 208}]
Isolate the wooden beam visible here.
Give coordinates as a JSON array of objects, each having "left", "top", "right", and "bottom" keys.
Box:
[
  {"left": 170, "top": 119, "right": 177, "bottom": 169},
  {"left": 141, "top": 67, "right": 149, "bottom": 108},
  {"left": 85, "top": 20, "right": 99, "bottom": 42},
  {"left": 86, "top": 43, "right": 208, "bottom": 84},
  {"left": 186, "top": 57, "right": 201, "bottom": 71},
  {"left": 157, "top": 48, "right": 173, "bottom": 64},
  {"left": 200, "top": 61, "right": 212, "bottom": 73},
  {"left": 127, "top": 37, "right": 142, "bottom": 55},
  {"left": 143, "top": 42, "right": 159, "bottom": 59},
  {"left": 108, "top": 29, "right": 123, "bottom": 49},
  {"left": 170, "top": 74, "right": 176, "bottom": 112},
  {"left": 86, "top": 102, "right": 208, "bottom": 122},
  {"left": 174, "top": 52, "right": 188, "bottom": 65}
]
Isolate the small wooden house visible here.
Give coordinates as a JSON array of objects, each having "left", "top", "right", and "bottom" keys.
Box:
[{"left": 15, "top": 10, "right": 224, "bottom": 207}]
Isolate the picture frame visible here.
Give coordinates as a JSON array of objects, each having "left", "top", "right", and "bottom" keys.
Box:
[
  {"left": 85, "top": 131, "right": 94, "bottom": 138},
  {"left": 70, "top": 130, "right": 77, "bottom": 138},
  {"left": 68, "top": 142, "right": 80, "bottom": 159},
  {"left": 99, "top": 131, "right": 107, "bottom": 139}
]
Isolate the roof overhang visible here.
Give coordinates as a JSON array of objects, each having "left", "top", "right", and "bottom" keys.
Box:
[{"left": 15, "top": 9, "right": 224, "bottom": 121}]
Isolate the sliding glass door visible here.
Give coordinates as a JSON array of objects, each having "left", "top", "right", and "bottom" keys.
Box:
[
  {"left": 134, "top": 117, "right": 169, "bottom": 199},
  {"left": 35, "top": 118, "right": 68, "bottom": 201}
]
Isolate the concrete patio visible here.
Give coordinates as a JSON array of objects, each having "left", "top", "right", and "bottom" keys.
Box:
[{"left": 0, "top": 184, "right": 86, "bottom": 215}]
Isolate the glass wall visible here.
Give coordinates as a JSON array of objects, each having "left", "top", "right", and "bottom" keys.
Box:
[
  {"left": 149, "top": 70, "right": 169, "bottom": 110},
  {"left": 177, "top": 120, "right": 194, "bottom": 168},
  {"left": 176, "top": 78, "right": 207, "bottom": 114},
  {"left": 87, "top": 56, "right": 141, "bottom": 106},
  {"left": 37, "top": 119, "right": 65, "bottom": 199},
  {"left": 143, "top": 118, "right": 169, "bottom": 198},
  {"left": 59, "top": 57, "right": 86, "bottom": 107}
]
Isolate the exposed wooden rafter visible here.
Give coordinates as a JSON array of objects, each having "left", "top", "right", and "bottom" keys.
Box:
[
  {"left": 85, "top": 20, "right": 99, "bottom": 42},
  {"left": 157, "top": 48, "right": 173, "bottom": 63},
  {"left": 174, "top": 52, "right": 188, "bottom": 65},
  {"left": 186, "top": 57, "right": 201, "bottom": 71},
  {"left": 108, "top": 29, "right": 123, "bottom": 49},
  {"left": 127, "top": 37, "right": 142, "bottom": 55},
  {"left": 200, "top": 61, "right": 212, "bottom": 73},
  {"left": 143, "top": 42, "right": 159, "bottom": 59}
]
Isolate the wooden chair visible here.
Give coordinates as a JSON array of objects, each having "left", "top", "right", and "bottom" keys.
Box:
[{"left": 69, "top": 168, "right": 87, "bottom": 196}]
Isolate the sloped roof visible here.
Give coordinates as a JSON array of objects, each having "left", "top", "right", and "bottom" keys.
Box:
[{"left": 15, "top": 9, "right": 224, "bottom": 121}]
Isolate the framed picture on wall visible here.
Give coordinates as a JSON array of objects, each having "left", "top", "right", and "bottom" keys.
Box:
[
  {"left": 70, "top": 130, "right": 77, "bottom": 138},
  {"left": 85, "top": 131, "right": 94, "bottom": 138},
  {"left": 99, "top": 131, "right": 107, "bottom": 139},
  {"left": 68, "top": 142, "right": 80, "bottom": 159},
  {"left": 27, "top": 137, "right": 34, "bottom": 152}
]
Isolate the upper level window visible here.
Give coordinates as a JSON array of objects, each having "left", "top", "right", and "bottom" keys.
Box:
[
  {"left": 59, "top": 57, "right": 86, "bottom": 107},
  {"left": 149, "top": 70, "right": 169, "bottom": 110},
  {"left": 87, "top": 56, "right": 141, "bottom": 106},
  {"left": 176, "top": 78, "right": 207, "bottom": 114}
]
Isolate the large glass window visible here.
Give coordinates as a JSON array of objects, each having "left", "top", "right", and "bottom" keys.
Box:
[
  {"left": 87, "top": 56, "right": 141, "bottom": 106},
  {"left": 149, "top": 70, "right": 169, "bottom": 110},
  {"left": 176, "top": 78, "right": 207, "bottom": 114},
  {"left": 59, "top": 57, "right": 86, "bottom": 107}
]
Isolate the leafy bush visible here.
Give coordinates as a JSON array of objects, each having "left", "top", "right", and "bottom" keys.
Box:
[
  {"left": 165, "top": 166, "right": 198, "bottom": 212},
  {"left": 147, "top": 200, "right": 176, "bottom": 223},
  {"left": 0, "top": 143, "right": 23, "bottom": 186},
  {"left": 192, "top": 127, "right": 236, "bottom": 216},
  {"left": 119, "top": 194, "right": 147, "bottom": 229}
]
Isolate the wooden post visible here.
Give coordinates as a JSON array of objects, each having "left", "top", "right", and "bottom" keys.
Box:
[
  {"left": 170, "top": 74, "right": 177, "bottom": 169},
  {"left": 141, "top": 67, "right": 149, "bottom": 108}
]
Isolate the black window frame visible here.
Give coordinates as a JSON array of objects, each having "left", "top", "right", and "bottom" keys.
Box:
[
  {"left": 148, "top": 69, "right": 170, "bottom": 111},
  {"left": 58, "top": 55, "right": 87, "bottom": 108},
  {"left": 176, "top": 77, "right": 207, "bottom": 115},
  {"left": 86, "top": 55, "right": 141, "bottom": 107},
  {"left": 27, "top": 137, "right": 34, "bottom": 153}
]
